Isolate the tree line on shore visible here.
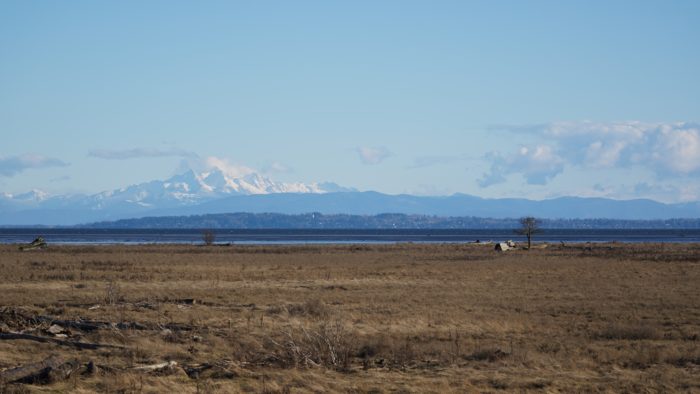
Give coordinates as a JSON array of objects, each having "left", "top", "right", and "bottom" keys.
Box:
[{"left": 81, "top": 212, "right": 700, "bottom": 230}]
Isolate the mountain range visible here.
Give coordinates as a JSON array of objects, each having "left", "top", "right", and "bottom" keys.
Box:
[{"left": 1, "top": 169, "right": 699, "bottom": 226}]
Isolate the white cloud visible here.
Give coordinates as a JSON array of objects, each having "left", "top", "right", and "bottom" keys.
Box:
[
  {"left": 356, "top": 146, "right": 392, "bottom": 165},
  {"left": 202, "top": 156, "right": 255, "bottom": 178},
  {"left": 652, "top": 125, "right": 700, "bottom": 174},
  {"left": 175, "top": 155, "right": 257, "bottom": 178},
  {"left": 481, "top": 121, "right": 700, "bottom": 191},
  {"left": 579, "top": 182, "right": 700, "bottom": 203},
  {"left": 263, "top": 161, "right": 292, "bottom": 174},
  {"left": 495, "top": 121, "right": 700, "bottom": 176},
  {"left": 633, "top": 182, "right": 700, "bottom": 203},
  {"left": 0, "top": 154, "right": 69, "bottom": 177},
  {"left": 584, "top": 140, "right": 627, "bottom": 168},
  {"left": 479, "top": 145, "right": 565, "bottom": 187}
]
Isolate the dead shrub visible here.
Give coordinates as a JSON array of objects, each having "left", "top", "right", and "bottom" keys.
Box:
[
  {"left": 595, "top": 324, "right": 660, "bottom": 340},
  {"left": 537, "top": 341, "right": 562, "bottom": 354},
  {"left": 202, "top": 230, "right": 216, "bottom": 246},
  {"left": 489, "top": 379, "right": 508, "bottom": 390},
  {"left": 285, "top": 299, "right": 329, "bottom": 318},
  {"left": 523, "top": 380, "right": 551, "bottom": 390},
  {"left": 41, "top": 273, "right": 76, "bottom": 281},
  {"left": 659, "top": 346, "right": 700, "bottom": 367},
  {"left": 265, "top": 319, "right": 355, "bottom": 371},
  {"left": 666, "top": 355, "right": 700, "bottom": 367},
  {"left": 266, "top": 305, "right": 285, "bottom": 315},
  {"left": 391, "top": 338, "right": 416, "bottom": 369},
  {"left": 464, "top": 348, "right": 509, "bottom": 362},
  {"left": 104, "top": 280, "right": 122, "bottom": 305},
  {"left": 357, "top": 339, "right": 384, "bottom": 359}
]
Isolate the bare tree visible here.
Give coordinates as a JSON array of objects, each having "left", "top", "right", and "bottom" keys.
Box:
[
  {"left": 515, "top": 216, "right": 541, "bottom": 249},
  {"left": 202, "top": 229, "right": 216, "bottom": 246}
]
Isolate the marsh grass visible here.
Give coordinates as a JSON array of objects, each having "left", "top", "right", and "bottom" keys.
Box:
[{"left": 0, "top": 243, "right": 699, "bottom": 392}]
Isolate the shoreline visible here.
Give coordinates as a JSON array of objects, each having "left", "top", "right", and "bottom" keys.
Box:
[{"left": 3, "top": 228, "right": 700, "bottom": 245}]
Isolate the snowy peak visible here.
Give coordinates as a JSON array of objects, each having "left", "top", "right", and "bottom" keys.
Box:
[
  {"left": 164, "top": 169, "right": 213, "bottom": 194},
  {"left": 13, "top": 189, "right": 50, "bottom": 202},
  {"left": 163, "top": 169, "right": 329, "bottom": 196},
  {"left": 202, "top": 169, "right": 230, "bottom": 191},
  {"left": 0, "top": 170, "right": 353, "bottom": 217},
  {"left": 79, "top": 169, "right": 346, "bottom": 210}
]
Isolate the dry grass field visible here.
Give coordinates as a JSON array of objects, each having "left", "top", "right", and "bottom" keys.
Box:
[{"left": 0, "top": 242, "right": 699, "bottom": 393}]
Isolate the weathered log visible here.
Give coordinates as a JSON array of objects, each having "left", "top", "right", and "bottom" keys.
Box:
[
  {"left": 0, "top": 332, "right": 126, "bottom": 350},
  {"left": 0, "top": 355, "right": 80, "bottom": 384},
  {"left": 132, "top": 360, "right": 178, "bottom": 372},
  {"left": 175, "top": 298, "right": 197, "bottom": 305},
  {"left": 182, "top": 363, "right": 239, "bottom": 379},
  {"left": 35, "top": 316, "right": 101, "bottom": 332},
  {"left": 35, "top": 315, "right": 193, "bottom": 332},
  {"left": 160, "top": 323, "right": 196, "bottom": 331},
  {"left": 182, "top": 363, "right": 213, "bottom": 378}
]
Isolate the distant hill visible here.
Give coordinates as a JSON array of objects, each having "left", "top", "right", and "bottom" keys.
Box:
[
  {"left": 154, "top": 192, "right": 700, "bottom": 220},
  {"left": 81, "top": 212, "right": 700, "bottom": 229}
]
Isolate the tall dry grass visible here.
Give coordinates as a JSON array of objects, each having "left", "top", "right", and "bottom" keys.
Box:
[{"left": 0, "top": 242, "right": 698, "bottom": 392}]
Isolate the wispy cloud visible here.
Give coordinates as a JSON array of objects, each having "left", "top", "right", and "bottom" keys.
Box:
[
  {"left": 556, "top": 181, "right": 700, "bottom": 204},
  {"left": 356, "top": 146, "right": 392, "bottom": 165},
  {"left": 632, "top": 182, "right": 700, "bottom": 203},
  {"left": 88, "top": 147, "right": 198, "bottom": 160},
  {"left": 479, "top": 145, "right": 565, "bottom": 187},
  {"left": 175, "top": 155, "right": 268, "bottom": 179},
  {"left": 202, "top": 156, "right": 255, "bottom": 178},
  {"left": 263, "top": 161, "right": 292, "bottom": 174},
  {"left": 0, "top": 154, "right": 69, "bottom": 177}
]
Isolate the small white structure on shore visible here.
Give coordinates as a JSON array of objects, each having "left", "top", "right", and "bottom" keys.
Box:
[
  {"left": 494, "top": 240, "right": 517, "bottom": 252},
  {"left": 495, "top": 242, "right": 511, "bottom": 251}
]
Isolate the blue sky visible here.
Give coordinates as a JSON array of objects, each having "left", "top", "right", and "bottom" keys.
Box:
[{"left": 1, "top": 1, "right": 699, "bottom": 202}]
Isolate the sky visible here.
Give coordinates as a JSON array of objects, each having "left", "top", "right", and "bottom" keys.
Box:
[{"left": 1, "top": 1, "right": 699, "bottom": 203}]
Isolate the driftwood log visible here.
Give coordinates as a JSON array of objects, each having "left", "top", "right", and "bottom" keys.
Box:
[
  {"left": 0, "top": 309, "right": 195, "bottom": 333},
  {"left": 33, "top": 315, "right": 194, "bottom": 332},
  {"left": 0, "top": 332, "right": 126, "bottom": 350},
  {"left": 0, "top": 355, "right": 80, "bottom": 384},
  {"left": 132, "top": 361, "right": 178, "bottom": 372}
]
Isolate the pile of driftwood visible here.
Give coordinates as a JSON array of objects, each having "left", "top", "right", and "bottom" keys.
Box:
[
  {"left": 0, "top": 355, "right": 82, "bottom": 385},
  {"left": 0, "top": 355, "right": 197, "bottom": 385},
  {"left": 0, "top": 356, "right": 239, "bottom": 386},
  {"left": 18, "top": 236, "right": 47, "bottom": 251},
  {"left": 0, "top": 308, "right": 239, "bottom": 387},
  {"left": 0, "top": 308, "right": 193, "bottom": 350}
]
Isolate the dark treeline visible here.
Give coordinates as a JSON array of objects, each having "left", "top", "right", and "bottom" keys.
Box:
[{"left": 81, "top": 213, "right": 700, "bottom": 229}]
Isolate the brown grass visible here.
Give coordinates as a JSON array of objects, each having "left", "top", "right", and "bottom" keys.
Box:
[{"left": 0, "top": 242, "right": 699, "bottom": 392}]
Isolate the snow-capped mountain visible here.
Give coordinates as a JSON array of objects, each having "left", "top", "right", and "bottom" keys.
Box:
[
  {"left": 1, "top": 169, "right": 700, "bottom": 226},
  {"left": 0, "top": 168, "right": 352, "bottom": 219},
  {"left": 12, "top": 189, "right": 51, "bottom": 202},
  {"left": 0, "top": 189, "right": 53, "bottom": 211},
  {"left": 86, "top": 168, "right": 333, "bottom": 208}
]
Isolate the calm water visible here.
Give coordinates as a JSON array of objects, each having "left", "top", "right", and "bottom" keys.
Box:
[{"left": 1, "top": 228, "right": 700, "bottom": 244}]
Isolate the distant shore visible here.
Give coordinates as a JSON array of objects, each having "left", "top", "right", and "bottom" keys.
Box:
[{"left": 2, "top": 227, "right": 700, "bottom": 245}]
